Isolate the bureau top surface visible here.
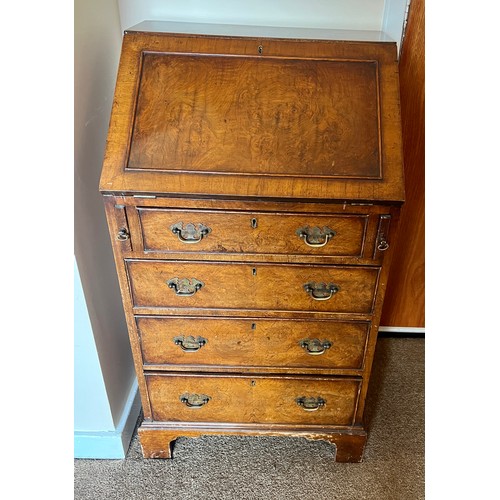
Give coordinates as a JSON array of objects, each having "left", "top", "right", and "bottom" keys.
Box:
[{"left": 100, "top": 22, "right": 405, "bottom": 203}]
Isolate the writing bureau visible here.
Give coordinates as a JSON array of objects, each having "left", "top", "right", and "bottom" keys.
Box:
[{"left": 99, "top": 21, "right": 404, "bottom": 462}]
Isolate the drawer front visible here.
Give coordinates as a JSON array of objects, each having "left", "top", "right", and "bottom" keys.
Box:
[
  {"left": 138, "top": 317, "right": 369, "bottom": 369},
  {"left": 146, "top": 373, "right": 360, "bottom": 425},
  {"left": 127, "top": 260, "right": 379, "bottom": 314},
  {"left": 138, "top": 208, "right": 368, "bottom": 257}
]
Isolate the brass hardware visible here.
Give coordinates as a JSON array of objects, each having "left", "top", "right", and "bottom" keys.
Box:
[
  {"left": 170, "top": 222, "right": 211, "bottom": 244},
  {"left": 173, "top": 335, "right": 207, "bottom": 352},
  {"left": 296, "top": 226, "right": 336, "bottom": 247},
  {"left": 252, "top": 267, "right": 257, "bottom": 276},
  {"left": 117, "top": 228, "right": 130, "bottom": 241},
  {"left": 258, "top": 45, "right": 263, "bottom": 54},
  {"left": 303, "top": 282, "right": 340, "bottom": 301},
  {"left": 180, "top": 393, "right": 210, "bottom": 408},
  {"left": 300, "top": 338, "right": 332, "bottom": 355},
  {"left": 377, "top": 240, "right": 389, "bottom": 251},
  {"left": 374, "top": 214, "right": 391, "bottom": 257},
  {"left": 295, "top": 396, "right": 326, "bottom": 411},
  {"left": 251, "top": 217, "right": 258, "bottom": 228},
  {"left": 167, "top": 278, "right": 204, "bottom": 296}
]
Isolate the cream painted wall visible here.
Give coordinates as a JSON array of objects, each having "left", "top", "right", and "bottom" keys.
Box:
[
  {"left": 117, "top": 0, "right": 387, "bottom": 33},
  {"left": 75, "top": 0, "right": 136, "bottom": 428}
]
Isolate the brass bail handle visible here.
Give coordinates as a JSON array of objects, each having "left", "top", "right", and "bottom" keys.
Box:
[
  {"left": 170, "top": 222, "right": 211, "bottom": 244},
  {"left": 173, "top": 335, "right": 207, "bottom": 352},
  {"left": 167, "top": 278, "right": 204, "bottom": 297},
  {"left": 180, "top": 393, "right": 211, "bottom": 408},
  {"left": 303, "top": 282, "right": 340, "bottom": 301},
  {"left": 296, "top": 226, "right": 336, "bottom": 248},
  {"left": 295, "top": 396, "right": 326, "bottom": 411},
  {"left": 300, "top": 338, "right": 332, "bottom": 355}
]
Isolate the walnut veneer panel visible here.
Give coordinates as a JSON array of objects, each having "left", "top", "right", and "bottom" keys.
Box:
[
  {"left": 128, "top": 54, "right": 380, "bottom": 179},
  {"left": 99, "top": 30, "right": 404, "bottom": 202}
]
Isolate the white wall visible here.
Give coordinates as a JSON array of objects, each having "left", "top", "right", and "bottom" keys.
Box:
[
  {"left": 382, "top": 0, "right": 410, "bottom": 52},
  {"left": 74, "top": 259, "right": 115, "bottom": 431},
  {"left": 75, "top": 0, "right": 136, "bottom": 431},
  {"left": 118, "top": 0, "right": 386, "bottom": 33}
]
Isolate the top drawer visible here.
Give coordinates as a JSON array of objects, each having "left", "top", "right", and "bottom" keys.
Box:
[{"left": 137, "top": 208, "right": 368, "bottom": 258}]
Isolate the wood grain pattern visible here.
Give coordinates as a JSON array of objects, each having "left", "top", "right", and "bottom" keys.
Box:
[
  {"left": 126, "top": 260, "right": 379, "bottom": 314},
  {"left": 138, "top": 424, "right": 367, "bottom": 462},
  {"left": 99, "top": 32, "right": 404, "bottom": 202},
  {"left": 138, "top": 207, "right": 368, "bottom": 257},
  {"left": 137, "top": 316, "right": 369, "bottom": 370},
  {"left": 100, "top": 26, "right": 405, "bottom": 462},
  {"left": 146, "top": 373, "right": 360, "bottom": 425},
  {"left": 381, "top": 0, "right": 424, "bottom": 327},
  {"left": 129, "top": 53, "right": 380, "bottom": 178}
]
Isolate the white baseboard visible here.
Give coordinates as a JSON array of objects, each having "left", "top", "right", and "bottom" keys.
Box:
[{"left": 379, "top": 326, "right": 425, "bottom": 334}]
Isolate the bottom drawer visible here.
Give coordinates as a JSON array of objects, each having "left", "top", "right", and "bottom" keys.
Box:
[{"left": 146, "top": 373, "right": 360, "bottom": 426}]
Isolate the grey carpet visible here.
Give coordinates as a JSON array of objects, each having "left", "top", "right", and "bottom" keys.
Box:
[{"left": 74, "top": 337, "right": 424, "bottom": 499}]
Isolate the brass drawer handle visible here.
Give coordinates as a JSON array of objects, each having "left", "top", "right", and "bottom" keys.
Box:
[
  {"left": 167, "top": 278, "right": 204, "bottom": 296},
  {"left": 296, "top": 396, "right": 326, "bottom": 411},
  {"left": 180, "top": 393, "right": 211, "bottom": 408},
  {"left": 296, "top": 226, "right": 336, "bottom": 247},
  {"left": 117, "top": 228, "right": 130, "bottom": 241},
  {"left": 173, "top": 335, "right": 207, "bottom": 352},
  {"left": 170, "top": 222, "right": 211, "bottom": 244},
  {"left": 303, "top": 282, "right": 340, "bottom": 301},
  {"left": 300, "top": 338, "right": 332, "bottom": 355}
]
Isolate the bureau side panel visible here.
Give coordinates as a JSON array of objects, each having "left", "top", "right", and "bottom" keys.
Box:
[
  {"left": 102, "top": 196, "right": 153, "bottom": 419},
  {"left": 355, "top": 205, "right": 401, "bottom": 423}
]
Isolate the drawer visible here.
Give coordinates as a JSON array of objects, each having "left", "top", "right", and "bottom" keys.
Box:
[
  {"left": 137, "top": 317, "right": 369, "bottom": 370},
  {"left": 126, "top": 260, "right": 379, "bottom": 314},
  {"left": 137, "top": 208, "right": 368, "bottom": 258},
  {"left": 146, "top": 373, "right": 360, "bottom": 425}
]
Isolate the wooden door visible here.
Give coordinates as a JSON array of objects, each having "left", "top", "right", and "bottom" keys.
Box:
[{"left": 381, "top": 0, "right": 425, "bottom": 328}]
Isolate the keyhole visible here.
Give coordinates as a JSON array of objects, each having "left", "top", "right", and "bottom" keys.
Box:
[
  {"left": 252, "top": 268, "right": 257, "bottom": 276},
  {"left": 258, "top": 45, "right": 263, "bottom": 54},
  {"left": 251, "top": 218, "right": 258, "bottom": 228},
  {"left": 251, "top": 323, "right": 256, "bottom": 330},
  {"left": 251, "top": 380, "right": 256, "bottom": 386}
]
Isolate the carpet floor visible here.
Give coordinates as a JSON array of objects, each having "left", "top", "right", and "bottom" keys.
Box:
[{"left": 74, "top": 337, "right": 424, "bottom": 499}]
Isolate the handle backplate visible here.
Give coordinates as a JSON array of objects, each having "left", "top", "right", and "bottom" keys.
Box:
[
  {"left": 296, "top": 226, "right": 336, "bottom": 247},
  {"left": 295, "top": 396, "right": 326, "bottom": 411},
  {"left": 167, "top": 278, "right": 204, "bottom": 296},
  {"left": 170, "top": 222, "right": 211, "bottom": 244},
  {"left": 300, "top": 338, "right": 332, "bottom": 355},
  {"left": 180, "top": 393, "right": 211, "bottom": 408},
  {"left": 173, "top": 335, "right": 207, "bottom": 352},
  {"left": 303, "top": 282, "right": 340, "bottom": 301}
]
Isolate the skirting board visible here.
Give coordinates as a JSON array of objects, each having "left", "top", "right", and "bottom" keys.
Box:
[
  {"left": 379, "top": 326, "right": 424, "bottom": 333},
  {"left": 74, "top": 379, "right": 141, "bottom": 459},
  {"left": 379, "top": 326, "right": 425, "bottom": 335}
]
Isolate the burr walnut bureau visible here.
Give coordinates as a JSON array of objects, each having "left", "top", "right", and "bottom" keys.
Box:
[{"left": 100, "top": 21, "right": 405, "bottom": 462}]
